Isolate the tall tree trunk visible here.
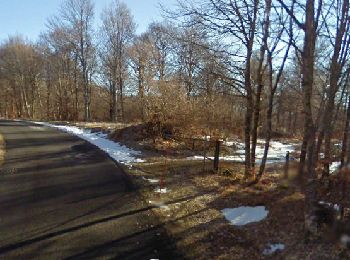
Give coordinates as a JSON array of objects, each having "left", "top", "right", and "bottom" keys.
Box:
[
  {"left": 300, "top": 0, "right": 319, "bottom": 238},
  {"left": 46, "top": 77, "right": 51, "bottom": 120},
  {"left": 120, "top": 78, "right": 125, "bottom": 122},
  {"left": 74, "top": 55, "right": 79, "bottom": 121},
  {"left": 244, "top": 48, "right": 254, "bottom": 178},
  {"left": 138, "top": 63, "right": 146, "bottom": 121},
  {"left": 111, "top": 81, "right": 117, "bottom": 122},
  {"left": 251, "top": 0, "right": 270, "bottom": 171},
  {"left": 315, "top": 130, "right": 324, "bottom": 162},
  {"left": 83, "top": 71, "right": 90, "bottom": 122},
  {"left": 243, "top": 0, "right": 259, "bottom": 178},
  {"left": 258, "top": 86, "right": 274, "bottom": 178},
  {"left": 341, "top": 95, "right": 350, "bottom": 166}
]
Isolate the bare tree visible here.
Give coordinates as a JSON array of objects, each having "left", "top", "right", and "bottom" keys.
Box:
[
  {"left": 99, "top": 0, "right": 135, "bottom": 122},
  {"left": 256, "top": 2, "right": 292, "bottom": 180},
  {"left": 129, "top": 33, "right": 154, "bottom": 121},
  {"left": 175, "top": 25, "right": 206, "bottom": 96},
  {"left": 58, "top": 0, "right": 95, "bottom": 121},
  {"left": 173, "top": 0, "right": 262, "bottom": 178},
  {"left": 315, "top": 0, "right": 350, "bottom": 173},
  {"left": 0, "top": 37, "right": 42, "bottom": 119},
  {"left": 148, "top": 22, "right": 174, "bottom": 82},
  {"left": 278, "top": 0, "right": 328, "bottom": 237}
]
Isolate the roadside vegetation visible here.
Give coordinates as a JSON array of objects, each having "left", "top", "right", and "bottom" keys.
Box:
[
  {"left": 1, "top": 0, "right": 350, "bottom": 258},
  {"left": 43, "top": 121, "right": 350, "bottom": 259}
]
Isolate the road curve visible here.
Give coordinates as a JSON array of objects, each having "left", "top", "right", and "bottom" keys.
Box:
[{"left": 0, "top": 120, "right": 180, "bottom": 259}]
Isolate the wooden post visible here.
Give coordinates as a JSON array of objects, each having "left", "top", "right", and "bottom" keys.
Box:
[
  {"left": 284, "top": 151, "right": 290, "bottom": 179},
  {"left": 214, "top": 140, "right": 221, "bottom": 173}
]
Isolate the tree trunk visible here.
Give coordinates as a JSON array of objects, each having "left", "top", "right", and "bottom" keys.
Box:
[
  {"left": 300, "top": 0, "right": 319, "bottom": 238},
  {"left": 258, "top": 87, "right": 274, "bottom": 178},
  {"left": 341, "top": 95, "right": 350, "bottom": 166},
  {"left": 251, "top": 0, "right": 271, "bottom": 170},
  {"left": 83, "top": 72, "right": 90, "bottom": 122},
  {"left": 138, "top": 63, "right": 146, "bottom": 121},
  {"left": 244, "top": 48, "right": 254, "bottom": 178},
  {"left": 74, "top": 55, "right": 79, "bottom": 121}
]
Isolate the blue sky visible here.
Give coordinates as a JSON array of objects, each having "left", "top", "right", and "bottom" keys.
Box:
[{"left": 0, "top": 0, "right": 178, "bottom": 42}]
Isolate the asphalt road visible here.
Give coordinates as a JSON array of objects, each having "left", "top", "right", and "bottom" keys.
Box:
[{"left": 0, "top": 120, "right": 181, "bottom": 260}]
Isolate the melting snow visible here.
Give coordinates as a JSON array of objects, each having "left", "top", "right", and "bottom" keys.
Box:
[
  {"left": 33, "top": 122, "right": 144, "bottom": 165},
  {"left": 189, "top": 139, "right": 295, "bottom": 164},
  {"left": 319, "top": 201, "right": 341, "bottom": 212},
  {"left": 221, "top": 206, "right": 268, "bottom": 226},
  {"left": 154, "top": 187, "right": 169, "bottom": 194},
  {"left": 341, "top": 234, "right": 350, "bottom": 247},
  {"left": 330, "top": 161, "right": 341, "bottom": 173},
  {"left": 142, "top": 177, "right": 160, "bottom": 183},
  {"left": 262, "top": 243, "right": 285, "bottom": 255},
  {"left": 148, "top": 200, "right": 170, "bottom": 210}
]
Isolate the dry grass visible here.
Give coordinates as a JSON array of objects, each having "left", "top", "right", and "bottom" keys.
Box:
[
  {"left": 72, "top": 121, "right": 132, "bottom": 130},
  {"left": 47, "top": 121, "right": 133, "bottom": 131},
  {"left": 127, "top": 159, "right": 349, "bottom": 259}
]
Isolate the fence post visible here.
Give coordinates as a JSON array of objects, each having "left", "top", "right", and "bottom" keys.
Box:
[
  {"left": 214, "top": 140, "right": 221, "bottom": 173},
  {"left": 284, "top": 151, "right": 290, "bottom": 179}
]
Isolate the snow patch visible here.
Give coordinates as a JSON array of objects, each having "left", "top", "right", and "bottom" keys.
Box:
[
  {"left": 189, "top": 139, "right": 295, "bottom": 164},
  {"left": 340, "top": 234, "right": 350, "bottom": 247},
  {"left": 34, "top": 122, "right": 144, "bottom": 165},
  {"left": 262, "top": 243, "right": 285, "bottom": 255},
  {"left": 154, "top": 187, "right": 169, "bottom": 194},
  {"left": 221, "top": 206, "right": 268, "bottom": 226},
  {"left": 142, "top": 177, "right": 160, "bottom": 184},
  {"left": 318, "top": 201, "right": 341, "bottom": 212},
  {"left": 330, "top": 161, "right": 341, "bottom": 173},
  {"left": 148, "top": 200, "right": 170, "bottom": 210}
]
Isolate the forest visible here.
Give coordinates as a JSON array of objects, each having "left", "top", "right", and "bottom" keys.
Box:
[{"left": 1, "top": 0, "right": 350, "bottom": 257}]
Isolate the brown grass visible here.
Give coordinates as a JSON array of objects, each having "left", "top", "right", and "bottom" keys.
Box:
[{"left": 127, "top": 159, "right": 349, "bottom": 259}]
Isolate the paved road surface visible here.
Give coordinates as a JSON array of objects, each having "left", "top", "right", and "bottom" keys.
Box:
[{"left": 0, "top": 120, "right": 180, "bottom": 259}]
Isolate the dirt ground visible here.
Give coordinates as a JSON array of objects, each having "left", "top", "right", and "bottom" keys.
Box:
[{"left": 127, "top": 159, "right": 350, "bottom": 260}]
